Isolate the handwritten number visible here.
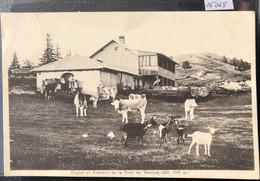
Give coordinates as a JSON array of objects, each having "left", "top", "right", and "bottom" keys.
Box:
[
  {"left": 223, "top": 1, "right": 227, "bottom": 8},
  {"left": 206, "top": 1, "right": 229, "bottom": 9}
]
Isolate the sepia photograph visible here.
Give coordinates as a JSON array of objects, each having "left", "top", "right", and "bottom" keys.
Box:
[{"left": 1, "top": 12, "right": 259, "bottom": 178}]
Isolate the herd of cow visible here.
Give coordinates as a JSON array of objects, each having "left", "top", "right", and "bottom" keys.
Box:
[{"left": 42, "top": 79, "right": 218, "bottom": 157}]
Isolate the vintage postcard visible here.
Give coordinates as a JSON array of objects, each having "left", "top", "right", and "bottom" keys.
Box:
[{"left": 1, "top": 12, "right": 259, "bottom": 179}]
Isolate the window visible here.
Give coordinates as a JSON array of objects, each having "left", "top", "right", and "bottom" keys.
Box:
[
  {"left": 169, "top": 79, "right": 172, "bottom": 86},
  {"left": 163, "top": 60, "right": 167, "bottom": 69},
  {"left": 162, "top": 77, "right": 165, "bottom": 86},
  {"left": 158, "top": 57, "right": 162, "bottom": 67},
  {"left": 144, "top": 56, "right": 147, "bottom": 66},
  {"left": 115, "top": 46, "right": 118, "bottom": 51},
  {"left": 148, "top": 56, "right": 151, "bottom": 66},
  {"left": 167, "top": 61, "right": 170, "bottom": 71},
  {"left": 161, "top": 59, "right": 164, "bottom": 68},
  {"left": 139, "top": 56, "right": 144, "bottom": 67}
]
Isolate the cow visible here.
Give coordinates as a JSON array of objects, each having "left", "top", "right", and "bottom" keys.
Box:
[
  {"left": 99, "top": 87, "right": 117, "bottom": 101},
  {"left": 111, "top": 94, "right": 147, "bottom": 124},
  {"left": 74, "top": 89, "right": 88, "bottom": 117},
  {"left": 74, "top": 81, "right": 116, "bottom": 108},
  {"left": 128, "top": 93, "right": 146, "bottom": 100},
  {"left": 41, "top": 79, "right": 60, "bottom": 99},
  {"left": 184, "top": 99, "right": 198, "bottom": 120}
]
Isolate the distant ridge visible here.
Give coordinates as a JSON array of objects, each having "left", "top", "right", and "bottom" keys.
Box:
[{"left": 172, "top": 53, "right": 251, "bottom": 87}]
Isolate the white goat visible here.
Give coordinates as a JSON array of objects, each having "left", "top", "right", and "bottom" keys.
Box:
[{"left": 187, "top": 126, "right": 218, "bottom": 156}]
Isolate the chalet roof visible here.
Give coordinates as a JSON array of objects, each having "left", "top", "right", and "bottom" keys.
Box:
[
  {"left": 31, "top": 54, "right": 139, "bottom": 76},
  {"left": 137, "top": 50, "right": 157, "bottom": 56},
  {"left": 89, "top": 39, "right": 177, "bottom": 64}
]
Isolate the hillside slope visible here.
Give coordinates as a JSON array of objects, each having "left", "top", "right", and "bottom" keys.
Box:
[{"left": 172, "top": 53, "right": 251, "bottom": 86}]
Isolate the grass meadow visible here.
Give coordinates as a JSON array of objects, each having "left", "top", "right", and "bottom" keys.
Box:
[{"left": 9, "top": 93, "right": 254, "bottom": 170}]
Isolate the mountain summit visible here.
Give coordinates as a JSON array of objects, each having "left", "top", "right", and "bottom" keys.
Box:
[{"left": 172, "top": 53, "right": 251, "bottom": 87}]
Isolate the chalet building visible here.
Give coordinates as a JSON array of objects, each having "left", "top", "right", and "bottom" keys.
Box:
[
  {"left": 90, "top": 36, "right": 177, "bottom": 88},
  {"left": 31, "top": 55, "right": 140, "bottom": 93},
  {"left": 32, "top": 36, "right": 177, "bottom": 93}
]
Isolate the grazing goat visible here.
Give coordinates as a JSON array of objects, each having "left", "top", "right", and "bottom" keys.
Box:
[
  {"left": 187, "top": 126, "right": 218, "bottom": 156},
  {"left": 74, "top": 90, "right": 87, "bottom": 117},
  {"left": 120, "top": 118, "right": 157, "bottom": 147},
  {"left": 174, "top": 120, "right": 185, "bottom": 145},
  {"left": 159, "top": 116, "right": 174, "bottom": 145},
  {"left": 111, "top": 94, "right": 147, "bottom": 124},
  {"left": 184, "top": 99, "right": 198, "bottom": 120}
]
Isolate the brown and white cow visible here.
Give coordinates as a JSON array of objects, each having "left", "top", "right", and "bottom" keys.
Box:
[
  {"left": 41, "top": 79, "right": 60, "bottom": 99},
  {"left": 74, "top": 90, "right": 88, "bottom": 117},
  {"left": 111, "top": 94, "right": 147, "bottom": 124}
]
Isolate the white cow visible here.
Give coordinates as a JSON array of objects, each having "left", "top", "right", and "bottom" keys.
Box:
[
  {"left": 111, "top": 94, "right": 147, "bottom": 124},
  {"left": 100, "top": 87, "right": 117, "bottom": 100},
  {"left": 128, "top": 93, "right": 146, "bottom": 100},
  {"left": 184, "top": 99, "right": 198, "bottom": 120},
  {"left": 74, "top": 91, "right": 88, "bottom": 117}
]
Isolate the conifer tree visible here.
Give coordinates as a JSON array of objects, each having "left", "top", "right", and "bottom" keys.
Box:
[
  {"left": 10, "top": 52, "right": 20, "bottom": 69},
  {"left": 39, "top": 34, "right": 57, "bottom": 65},
  {"left": 55, "top": 44, "right": 62, "bottom": 61}
]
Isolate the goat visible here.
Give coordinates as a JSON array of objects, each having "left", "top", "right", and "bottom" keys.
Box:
[
  {"left": 174, "top": 119, "right": 185, "bottom": 145},
  {"left": 187, "top": 125, "right": 218, "bottom": 156},
  {"left": 159, "top": 116, "right": 174, "bottom": 145},
  {"left": 120, "top": 118, "right": 157, "bottom": 147}
]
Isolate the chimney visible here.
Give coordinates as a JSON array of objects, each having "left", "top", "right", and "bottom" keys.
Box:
[{"left": 119, "top": 36, "right": 125, "bottom": 44}]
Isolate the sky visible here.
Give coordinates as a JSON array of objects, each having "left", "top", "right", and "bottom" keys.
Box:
[{"left": 1, "top": 12, "right": 256, "bottom": 67}]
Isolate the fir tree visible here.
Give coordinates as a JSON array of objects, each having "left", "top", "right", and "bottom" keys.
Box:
[
  {"left": 10, "top": 52, "right": 20, "bottom": 69},
  {"left": 39, "top": 34, "right": 57, "bottom": 65},
  {"left": 222, "top": 56, "right": 228, "bottom": 63},
  {"left": 23, "top": 60, "right": 33, "bottom": 68},
  {"left": 55, "top": 44, "right": 62, "bottom": 61}
]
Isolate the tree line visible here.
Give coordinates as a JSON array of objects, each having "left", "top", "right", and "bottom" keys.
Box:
[
  {"left": 10, "top": 33, "right": 72, "bottom": 70},
  {"left": 221, "top": 56, "right": 251, "bottom": 72},
  {"left": 181, "top": 55, "right": 251, "bottom": 72}
]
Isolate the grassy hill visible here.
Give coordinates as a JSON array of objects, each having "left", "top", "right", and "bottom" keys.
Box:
[{"left": 172, "top": 53, "right": 251, "bottom": 87}]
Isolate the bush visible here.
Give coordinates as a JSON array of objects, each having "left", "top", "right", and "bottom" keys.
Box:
[
  {"left": 182, "top": 61, "right": 192, "bottom": 69},
  {"left": 222, "top": 56, "right": 228, "bottom": 63},
  {"left": 234, "top": 60, "right": 251, "bottom": 72}
]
